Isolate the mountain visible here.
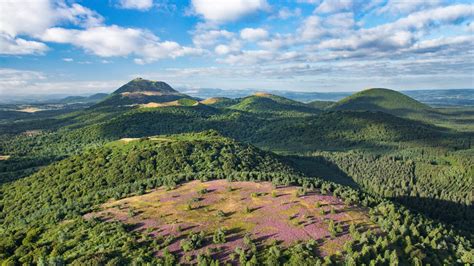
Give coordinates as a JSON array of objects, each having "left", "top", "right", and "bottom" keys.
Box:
[
  {"left": 229, "top": 93, "right": 319, "bottom": 116},
  {"left": 59, "top": 93, "right": 109, "bottom": 104},
  {"left": 94, "top": 78, "right": 195, "bottom": 107},
  {"left": 330, "top": 88, "right": 431, "bottom": 117}
]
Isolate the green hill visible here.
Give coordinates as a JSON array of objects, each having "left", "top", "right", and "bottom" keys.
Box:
[
  {"left": 200, "top": 97, "right": 240, "bottom": 108},
  {"left": 330, "top": 88, "right": 432, "bottom": 117},
  {"left": 94, "top": 78, "right": 194, "bottom": 107},
  {"left": 0, "top": 130, "right": 298, "bottom": 230},
  {"left": 229, "top": 93, "right": 319, "bottom": 116}
]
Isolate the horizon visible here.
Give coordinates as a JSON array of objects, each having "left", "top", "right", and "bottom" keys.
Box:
[{"left": 1, "top": 0, "right": 473, "bottom": 96}]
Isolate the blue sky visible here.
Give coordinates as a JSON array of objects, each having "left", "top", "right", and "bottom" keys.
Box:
[{"left": 0, "top": 0, "right": 473, "bottom": 96}]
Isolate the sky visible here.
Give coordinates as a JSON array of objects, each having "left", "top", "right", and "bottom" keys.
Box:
[{"left": 0, "top": 0, "right": 473, "bottom": 96}]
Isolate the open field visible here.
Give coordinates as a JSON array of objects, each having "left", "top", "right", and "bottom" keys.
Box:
[{"left": 86, "top": 180, "right": 376, "bottom": 264}]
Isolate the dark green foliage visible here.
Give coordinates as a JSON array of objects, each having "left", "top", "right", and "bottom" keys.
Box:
[
  {"left": 308, "top": 149, "right": 473, "bottom": 232},
  {"left": 180, "top": 231, "right": 205, "bottom": 251}
]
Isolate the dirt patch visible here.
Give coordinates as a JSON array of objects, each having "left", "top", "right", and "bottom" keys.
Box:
[
  {"left": 254, "top": 92, "right": 272, "bottom": 97},
  {"left": 140, "top": 101, "right": 181, "bottom": 108},
  {"left": 200, "top": 98, "right": 223, "bottom": 105}
]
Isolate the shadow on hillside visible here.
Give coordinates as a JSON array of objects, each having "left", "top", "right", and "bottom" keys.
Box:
[
  {"left": 390, "top": 195, "right": 473, "bottom": 234},
  {"left": 285, "top": 155, "right": 360, "bottom": 189}
]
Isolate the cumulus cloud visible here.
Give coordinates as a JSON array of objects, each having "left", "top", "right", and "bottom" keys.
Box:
[
  {"left": 41, "top": 26, "right": 203, "bottom": 63},
  {"left": 0, "top": 0, "right": 103, "bottom": 55},
  {"left": 299, "top": 16, "right": 326, "bottom": 40},
  {"left": 192, "top": 29, "right": 235, "bottom": 47},
  {"left": 117, "top": 0, "right": 154, "bottom": 11},
  {"left": 311, "top": 4, "right": 474, "bottom": 55},
  {"left": 0, "top": 0, "right": 199, "bottom": 63},
  {"left": 191, "top": 0, "right": 269, "bottom": 23},
  {"left": 0, "top": 34, "right": 48, "bottom": 55},
  {"left": 0, "top": 0, "right": 103, "bottom": 36},
  {"left": 214, "top": 40, "right": 242, "bottom": 55},
  {"left": 240, "top": 28, "right": 269, "bottom": 41}
]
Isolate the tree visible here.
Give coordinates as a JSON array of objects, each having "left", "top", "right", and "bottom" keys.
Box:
[
  {"left": 264, "top": 245, "right": 281, "bottom": 265},
  {"left": 213, "top": 228, "right": 226, "bottom": 244},
  {"left": 328, "top": 220, "right": 336, "bottom": 238},
  {"left": 389, "top": 250, "right": 399, "bottom": 266}
]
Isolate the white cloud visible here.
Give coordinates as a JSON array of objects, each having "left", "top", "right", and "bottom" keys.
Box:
[
  {"left": 0, "top": 34, "right": 48, "bottom": 55},
  {"left": 275, "top": 7, "right": 302, "bottom": 20},
  {"left": 258, "top": 34, "right": 295, "bottom": 50},
  {"left": 41, "top": 26, "right": 203, "bottom": 64},
  {"left": 378, "top": 0, "right": 442, "bottom": 15},
  {"left": 0, "top": 0, "right": 103, "bottom": 36},
  {"left": 312, "top": 4, "right": 474, "bottom": 54},
  {"left": 192, "top": 29, "right": 234, "bottom": 47},
  {"left": 0, "top": 68, "right": 45, "bottom": 90},
  {"left": 315, "top": 0, "right": 353, "bottom": 13},
  {"left": 191, "top": 0, "right": 269, "bottom": 23},
  {"left": 117, "top": 0, "right": 154, "bottom": 11},
  {"left": 240, "top": 28, "right": 269, "bottom": 41},
  {"left": 56, "top": 3, "right": 104, "bottom": 28},
  {"left": 0, "top": 0, "right": 55, "bottom": 37},
  {"left": 468, "top": 22, "right": 474, "bottom": 32},
  {"left": 214, "top": 40, "right": 242, "bottom": 55},
  {"left": 0, "top": 0, "right": 103, "bottom": 55},
  {"left": 62, "top": 58, "right": 74, "bottom": 62},
  {"left": 299, "top": 16, "right": 326, "bottom": 40},
  {"left": 220, "top": 49, "right": 301, "bottom": 65},
  {"left": 325, "top": 12, "right": 354, "bottom": 28}
]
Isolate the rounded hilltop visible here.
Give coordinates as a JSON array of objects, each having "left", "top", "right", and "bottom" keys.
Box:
[
  {"left": 113, "top": 78, "right": 178, "bottom": 94},
  {"left": 330, "top": 88, "right": 431, "bottom": 116}
]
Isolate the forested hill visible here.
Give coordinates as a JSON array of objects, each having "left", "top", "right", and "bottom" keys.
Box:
[
  {"left": 0, "top": 130, "right": 298, "bottom": 229},
  {"left": 330, "top": 88, "right": 431, "bottom": 115},
  {"left": 228, "top": 93, "right": 320, "bottom": 116}
]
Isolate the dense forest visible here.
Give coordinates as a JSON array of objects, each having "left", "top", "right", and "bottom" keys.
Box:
[{"left": 0, "top": 80, "right": 472, "bottom": 264}]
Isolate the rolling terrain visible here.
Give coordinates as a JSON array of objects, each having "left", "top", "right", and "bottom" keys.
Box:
[{"left": 0, "top": 79, "right": 473, "bottom": 265}]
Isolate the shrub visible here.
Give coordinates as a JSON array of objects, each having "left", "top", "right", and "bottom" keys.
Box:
[{"left": 213, "top": 228, "right": 226, "bottom": 244}]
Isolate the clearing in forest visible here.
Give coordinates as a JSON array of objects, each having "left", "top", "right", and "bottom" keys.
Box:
[{"left": 86, "top": 180, "right": 376, "bottom": 263}]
